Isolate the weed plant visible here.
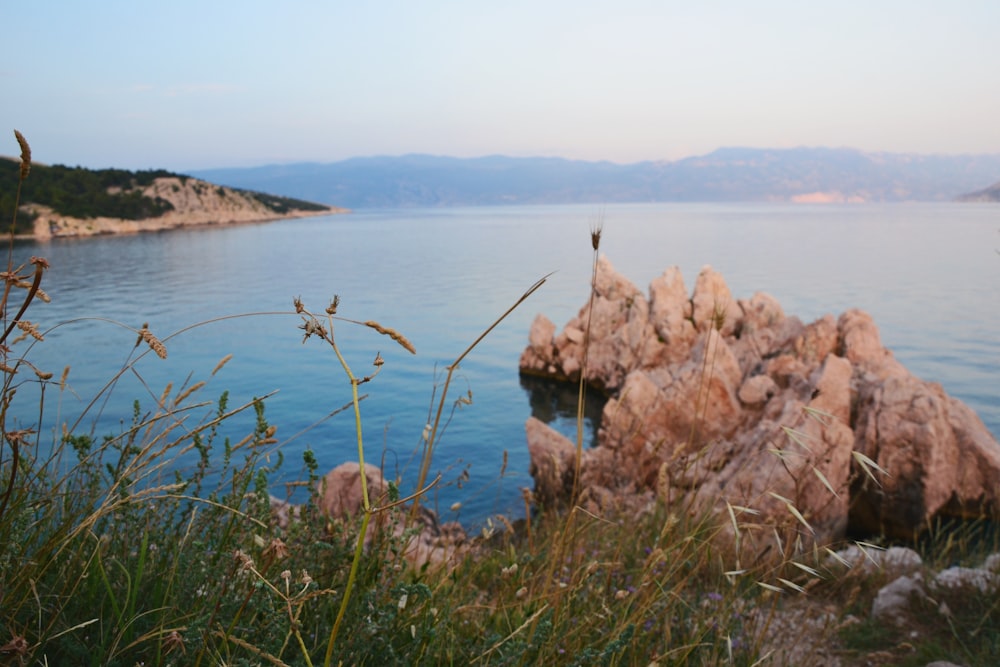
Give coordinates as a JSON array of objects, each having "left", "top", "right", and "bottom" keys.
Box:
[{"left": 2, "top": 130, "right": 998, "bottom": 665}]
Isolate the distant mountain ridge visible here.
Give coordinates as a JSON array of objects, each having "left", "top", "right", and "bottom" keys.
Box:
[
  {"left": 190, "top": 147, "right": 1000, "bottom": 209},
  {"left": 955, "top": 180, "right": 1000, "bottom": 202}
]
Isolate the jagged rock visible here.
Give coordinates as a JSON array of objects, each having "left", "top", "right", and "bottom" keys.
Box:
[
  {"left": 691, "top": 265, "right": 743, "bottom": 336},
  {"left": 521, "top": 259, "right": 1000, "bottom": 547},
  {"left": 851, "top": 336, "right": 1000, "bottom": 538},
  {"left": 648, "top": 266, "right": 696, "bottom": 362},
  {"left": 525, "top": 417, "right": 579, "bottom": 507},
  {"left": 519, "top": 256, "right": 669, "bottom": 392}
]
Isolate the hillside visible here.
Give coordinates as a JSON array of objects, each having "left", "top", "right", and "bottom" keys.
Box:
[
  {"left": 956, "top": 180, "right": 1000, "bottom": 202},
  {"left": 0, "top": 158, "right": 344, "bottom": 240},
  {"left": 191, "top": 147, "right": 1000, "bottom": 209}
]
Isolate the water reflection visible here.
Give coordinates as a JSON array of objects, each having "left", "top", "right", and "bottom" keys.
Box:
[{"left": 519, "top": 374, "right": 606, "bottom": 448}]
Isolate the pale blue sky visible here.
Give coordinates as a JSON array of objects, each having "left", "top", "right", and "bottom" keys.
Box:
[{"left": 3, "top": 1, "right": 998, "bottom": 170}]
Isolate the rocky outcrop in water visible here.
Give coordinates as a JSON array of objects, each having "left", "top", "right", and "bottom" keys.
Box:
[{"left": 520, "top": 257, "right": 1000, "bottom": 546}]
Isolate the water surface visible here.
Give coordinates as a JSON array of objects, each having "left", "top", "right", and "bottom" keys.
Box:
[{"left": 14, "top": 203, "right": 1000, "bottom": 525}]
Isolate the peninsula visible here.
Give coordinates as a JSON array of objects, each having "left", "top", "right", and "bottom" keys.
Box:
[{"left": 1, "top": 158, "right": 345, "bottom": 241}]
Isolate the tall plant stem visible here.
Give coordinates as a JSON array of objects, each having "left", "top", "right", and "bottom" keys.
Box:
[{"left": 409, "top": 273, "right": 550, "bottom": 520}]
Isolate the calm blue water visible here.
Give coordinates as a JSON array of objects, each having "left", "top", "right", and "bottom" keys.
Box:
[{"left": 10, "top": 203, "right": 1000, "bottom": 526}]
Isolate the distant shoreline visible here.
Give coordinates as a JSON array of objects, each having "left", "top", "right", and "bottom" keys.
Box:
[{"left": 22, "top": 205, "right": 346, "bottom": 242}]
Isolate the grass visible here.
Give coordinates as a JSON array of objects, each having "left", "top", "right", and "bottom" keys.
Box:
[{"left": 2, "top": 130, "right": 999, "bottom": 665}]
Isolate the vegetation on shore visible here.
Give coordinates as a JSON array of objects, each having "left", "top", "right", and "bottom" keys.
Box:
[
  {"left": 2, "top": 131, "right": 999, "bottom": 666},
  {"left": 0, "top": 157, "right": 330, "bottom": 236}
]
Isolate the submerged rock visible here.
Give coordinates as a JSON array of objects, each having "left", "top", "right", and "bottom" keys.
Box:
[{"left": 520, "top": 256, "right": 1000, "bottom": 547}]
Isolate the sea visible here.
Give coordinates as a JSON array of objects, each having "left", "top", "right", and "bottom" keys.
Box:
[{"left": 10, "top": 202, "right": 1000, "bottom": 527}]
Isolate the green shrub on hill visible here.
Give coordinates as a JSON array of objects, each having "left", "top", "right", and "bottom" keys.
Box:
[{"left": 0, "top": 158, "right": 176, "bottom": 228}]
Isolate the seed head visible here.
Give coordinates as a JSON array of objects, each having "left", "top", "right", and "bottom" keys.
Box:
[
  {"left": 364, "top": 320, "right": 416, "bottom": 354},
  {"left": 590, "top": 222, "right": 603, "bottom": 251},
  {"left": 263, "top": 537, "right": 290, "bottom": 562},
  {"left": 326, "top": 294, "right": 340, "bottom": 315},
  {"left": 163, "top": 630, "right": 186, "bottom": 656},
  {"left": 137, "top": 323, "right": 168, "bottom": 359},
  {"left": 13, "top": 130, "right": 30, "bottom": 180}
]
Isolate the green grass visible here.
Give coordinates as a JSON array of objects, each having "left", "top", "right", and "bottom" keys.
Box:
[{"left": 2, "top": 130, "right": 999, "bottom": 665}]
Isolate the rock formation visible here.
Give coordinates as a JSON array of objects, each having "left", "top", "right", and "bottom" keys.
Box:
[
  {"left": 271, "top": 461, "right": 467, "bottom": 568},
  {"left": 520, "top": 256, "right": 1000, "bottom": 547}
]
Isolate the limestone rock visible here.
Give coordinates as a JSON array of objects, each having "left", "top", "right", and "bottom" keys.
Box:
[
  {"left": 691, "top": 265, "right": 743, "bottom": 336},
  {"left": 521, "top": 260, "right": 1000, "bottom": 548},
  {"left": 316, "top": 462, "right": 388, "bottom": 518},
  {"left": 274, "top": 461, "right": 469, "bottom": 569},
  {"left": 872, "top": 573, "right": 926, "bottom": 626},
  {"left": 525, "top": 417, "right": 579, "bottom": 507}
]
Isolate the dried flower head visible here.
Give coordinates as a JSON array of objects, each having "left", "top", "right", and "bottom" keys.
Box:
[
  {"left": 293, "top": 296, "right": 305, "bottom": 314},
  {"left": 263, "top": 537, "right": 290, "bottom": 562},
  {"left": 299, "top": 317, "right": 327, "bottom": 342},
  {"left": 233, "top": 549, "right": 255, "bottom": 573},
  {"left": 711, "top": 303, "right": 727, "bottom": 332},
  {"left": 364, "top": 320, "right": 415, "bottom": 354},
  {"left": 0, "top": 634, "right": 28, "bottom": 658},
  {"left": 14, "top": 130, "right": 30, "bottom": 180},
  {"left": 326, "top": 294, "right": 340, "bottom": 315},
  {"left": 590, "top": 221, "right": 603, "bottom": 251},
  {"left": 137, "top": 323, "right": 168, "bottom": 359},
  {"left": 15, "top": 320, "right": 43, "bottom": 342},
  {"left": 163, "top": 630, "right": 186, "bottom": 656}
]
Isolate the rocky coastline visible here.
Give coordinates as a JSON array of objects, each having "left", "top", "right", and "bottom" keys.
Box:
[
  {"left": 519, "top": 256, "right": 1000, "bottom": 550},
  {"left": 23, "top": 175, "right": 346, "bottom": 241}
]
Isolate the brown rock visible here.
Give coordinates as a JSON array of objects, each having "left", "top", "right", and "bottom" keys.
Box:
[
  {"left": 525, "top": 417, "right": 579, "bottom": 507},
  {"left": 648, "top": 266, "right": 696, "bottom": 362},
  {"left": 521, "top": 261, "right": 1000, "bottom": 549},
  {"left": 851, "top": 372, "right": 1000, "bottom": 539},
  {"left": 691, "top": 265, "right": 743, "bottom": 336},
  {"left": 307, "top": 462, "right": 469, "bottom": 569},
  {"left": 316, "top": 462, "right": 388, "bottom": 518}
]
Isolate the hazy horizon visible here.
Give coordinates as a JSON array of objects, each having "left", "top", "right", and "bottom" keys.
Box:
[{"left": 4, "top": 1, "right": 998, "bottom": 172}]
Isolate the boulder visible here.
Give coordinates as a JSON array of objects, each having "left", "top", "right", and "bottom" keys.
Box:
[
  {"left": 521, "top": 261, "right": 1000, "bottom": 548},
  {"left": 316, "top": 461, "right": 388, "bottom": 518},
  {"left": 275, "top": 461, "right": 468, "bottom": 569}
]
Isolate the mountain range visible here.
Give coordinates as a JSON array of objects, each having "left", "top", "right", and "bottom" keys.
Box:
[{"left": 190, "top": 147, "right": 1000, "bottom": 209}]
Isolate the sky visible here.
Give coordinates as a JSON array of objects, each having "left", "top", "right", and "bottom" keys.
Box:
[{"left": 3, "top": 1, "right": 999, "bottom": 171}]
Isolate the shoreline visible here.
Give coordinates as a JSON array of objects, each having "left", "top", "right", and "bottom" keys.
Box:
[{"left": 22, "top": 205, "right": 348, "bottom": 242}]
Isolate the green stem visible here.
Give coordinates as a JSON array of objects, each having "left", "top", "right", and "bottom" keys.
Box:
[{"left": 324, "top": 509, "right": 371, "bottom": 666}]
